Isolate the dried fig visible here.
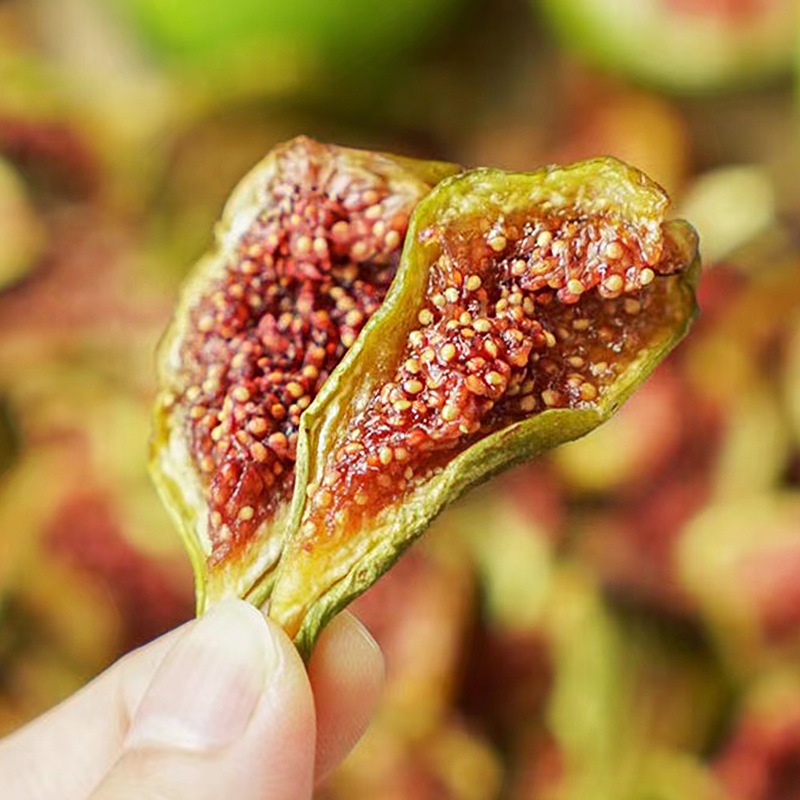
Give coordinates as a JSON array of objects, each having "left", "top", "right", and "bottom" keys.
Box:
[{"left": 268, "top": 158, "right": 699, "bottom": 653}]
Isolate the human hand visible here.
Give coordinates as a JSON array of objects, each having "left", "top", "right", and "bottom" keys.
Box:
[{"left": 0, "top": 600, "right": 384, "bottom": 800}]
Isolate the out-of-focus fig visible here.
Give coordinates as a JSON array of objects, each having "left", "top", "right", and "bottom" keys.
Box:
[
  {"left": 536, "top": 0, "right": 798, "bottom": 94},
  {"left": 0, "top": 158, "right": 43, "bottom": 291}
]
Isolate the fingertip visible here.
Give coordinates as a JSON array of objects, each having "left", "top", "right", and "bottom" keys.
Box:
[{"left": 308, "top": 612, "right": 385, "bottom": 781}]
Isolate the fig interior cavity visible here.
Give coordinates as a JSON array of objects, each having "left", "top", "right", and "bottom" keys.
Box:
[{"left": 299, "top": 210, "right": 688, "bottom": 544}]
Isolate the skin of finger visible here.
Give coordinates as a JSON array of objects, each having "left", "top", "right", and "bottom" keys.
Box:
[
  {"left": 0, "top": 622, "right": 192, "bottom": 800},
  {"left": 0, "top": 607, "right": 383, "bottom": 800},
  {"left": 308, "top": 611, "right": 385, "bottom": 781},
  {"left": 88, "top": 616, "right": 316, "bottom": 800}
]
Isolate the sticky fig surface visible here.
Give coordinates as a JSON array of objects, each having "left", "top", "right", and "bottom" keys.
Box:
[
  {"left": 268, "top": 158, "right": 699, "bottom": 653},
  {"left": 150, "top": 137, "right": 458, "bottom": 610}
]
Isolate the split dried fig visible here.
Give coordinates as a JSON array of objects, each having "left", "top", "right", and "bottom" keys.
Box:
[
  {"left": 267, "top": 158, "right": 699, "bottom": 653},
  {"left": 150, "top": 137, "right": 458, "bottom": 610},
  {"left": 152, "top": 140, "right": 699, "bottom": 655}
]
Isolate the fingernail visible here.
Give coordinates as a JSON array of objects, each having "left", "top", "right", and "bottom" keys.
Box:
[
  {"left": 126, "top": 600, "right": 280, "bottom": 752},
  {"left": 311, "top": 611, "right": 384, "bottom": 679},
  {"left": 339, "top": 613, "right": 383, "bottom": 665}
]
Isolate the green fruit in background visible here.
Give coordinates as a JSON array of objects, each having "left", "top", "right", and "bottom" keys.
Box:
[
  {"left": 536, "top": 0, "right": 799, "bottom": 94},
  {"left": 114, "top": 0, "right": 464, "bottom": 77}
]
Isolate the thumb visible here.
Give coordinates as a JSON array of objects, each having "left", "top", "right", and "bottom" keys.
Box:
[{"left": 89, "top": 599, "right": 315, "bottom": 800}]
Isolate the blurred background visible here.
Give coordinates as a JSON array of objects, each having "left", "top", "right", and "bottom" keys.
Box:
[{"left": 3, "top": 0, "right": 800, "bottom": 797}]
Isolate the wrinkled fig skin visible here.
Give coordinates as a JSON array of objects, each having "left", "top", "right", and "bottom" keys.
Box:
[
  {"left": 269, "top": 158, "right": 699, "bottom": 655},
  {"left": 150, "top": 137, "right": 458, "bottom": 611}
]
